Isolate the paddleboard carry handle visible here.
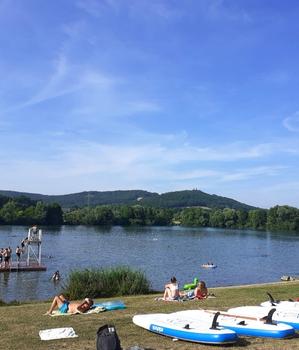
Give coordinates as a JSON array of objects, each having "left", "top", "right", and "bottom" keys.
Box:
[{"left": 210, "top": 311, "right": 220, "bottom": 329}]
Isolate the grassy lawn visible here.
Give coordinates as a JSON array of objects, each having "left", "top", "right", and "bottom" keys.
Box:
[{"left": 1, "top": 281, "right": 299, "bottom": 350}]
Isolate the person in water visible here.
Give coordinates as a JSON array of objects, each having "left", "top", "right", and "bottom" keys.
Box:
[
  {"left": 45, "top": 294, "right": 94, "bottom": 315},
  {"left": 163, "top": 276, "right": 180, "bottom": 300},
  {"left": 51, "top": 270, "right": 60, "bottom": 282}
]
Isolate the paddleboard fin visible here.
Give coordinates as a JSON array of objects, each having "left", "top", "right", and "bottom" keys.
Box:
[
  {"left": 210, "top": 311, "right": 220, "bottom": 330},
  {"left": 266, "top": 292, "right": 276, "bottom": 306},
  {"left": 265, "top": 308, "right": 276, "bottom": 325}
]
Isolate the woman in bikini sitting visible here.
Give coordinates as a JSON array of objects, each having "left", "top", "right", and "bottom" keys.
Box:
[
  {"left": 181, "top": 280, "right": 208, "bottom": 300},
  {"left": 45, "top": 294, "right": 94, "bottom": 315},
  {"left": 163, "top": 276, "right": 180, "bottom": 301},
  {"left": 194, "top": 280, "right": 208, "bottom": 299}
]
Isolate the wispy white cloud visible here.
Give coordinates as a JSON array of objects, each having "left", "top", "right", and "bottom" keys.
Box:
[
  {"left": 77, "top": 0, "right": 182, "bottom": 20},
  {"left": 262, "top": 70, "right": 290, "bottom": 84},
  {"left": 201, "top": 0, "right": 252, "bottom": 23},
  {"left": 220, "top": 165, "right": 286, "bottom": 182},
  {"left": 76, "top": 0, "right": 118, "bottom": 17},
  {"left": 283, "top": 111, "right": 299, "bottom": 132},
  {"left": 23, "top": 54, "right": 115, "bottom": 107},
  {"left": 124, "top": 101, "right": 162, "bottom": 114},
  {"left": 159, "top": 142, "right": 276, "bottom": 164},
  {"left": 1, "top": 53, "right": 117, "bottom": 116}
]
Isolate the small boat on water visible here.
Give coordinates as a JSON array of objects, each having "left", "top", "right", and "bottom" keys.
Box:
[{"left": 201, "top": 263, "right": 217, "bottom": 269}]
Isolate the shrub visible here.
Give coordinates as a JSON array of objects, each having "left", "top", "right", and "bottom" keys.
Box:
[{"left": 62, "top": 266, "right": 151, "bottom": 299}]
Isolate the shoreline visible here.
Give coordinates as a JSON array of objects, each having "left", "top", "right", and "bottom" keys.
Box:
[{"left": 212, "top": 280, "right": 299, "bottom": 289}]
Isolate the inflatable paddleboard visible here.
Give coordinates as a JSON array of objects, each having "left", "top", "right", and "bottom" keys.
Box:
[
  {"left": 261, "top": 292, "right": 299, "bottom": 309},
  {"left": 133, "top": 312, "right": 237, "bottom": 345},
  {"left": 186, "top": 310, "right": 294, "bottom": 339},
  {"left": 261, "top": 300, "right": 299, "bottom": 309},
  {"left": 228, "top": 306, "right": 299, "bottom": 330}
]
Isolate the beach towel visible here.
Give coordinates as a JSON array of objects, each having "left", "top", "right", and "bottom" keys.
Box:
[
  {"left": 49, "top": 305, "right": 105, "bottom": 317},
  {"left": 39, "top": 327, "right": 78, "bottom": 340},
  {"left": 154, "top": 297, "right": 183, "bottom": 302},
  {"left": 93, "top": 300, "right": 126, "bottom": 311}
]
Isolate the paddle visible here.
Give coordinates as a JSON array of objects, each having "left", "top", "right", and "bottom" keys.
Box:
[{"left": 203, "top": 308, "right": 276, "bottom": 323}]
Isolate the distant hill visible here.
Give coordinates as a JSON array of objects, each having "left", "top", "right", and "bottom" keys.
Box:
[{"left": 0, "top": 189, "right": 257, "bottom": 211}]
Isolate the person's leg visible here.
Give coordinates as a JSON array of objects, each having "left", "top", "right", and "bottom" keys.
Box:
[
  {"left": 46, "top": 295, "right": 66, "bottom": 314},
  {"left": 163, "top": 288, "right": 171, "bottom": 300}
]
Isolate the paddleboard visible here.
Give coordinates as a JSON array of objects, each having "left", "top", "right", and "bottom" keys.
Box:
[
  {"left": 133, "top": 312, "right": 237, "bottom": 345},
  {"left": 261, "top": 292, "right": 299, "bottom": 309},
  {"left": 228, "top": 306, "right": 299, "bottom": 330},
  {"left": 193, "top": 310, "right": 294, "bottom": 339},
  {"left": 261, "top": 300, "right": 299, "bottom": 309}
]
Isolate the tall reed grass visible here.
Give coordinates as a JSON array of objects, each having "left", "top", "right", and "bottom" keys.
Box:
[{"left": 62, "top": 266, "right": 151, "bottom": 299}]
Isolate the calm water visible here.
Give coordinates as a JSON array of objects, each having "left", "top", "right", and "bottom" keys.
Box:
[{"left": 0, "top": 225, "right": 298, "bottom": 302}]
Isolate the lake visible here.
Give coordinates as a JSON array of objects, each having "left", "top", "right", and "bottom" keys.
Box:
[{"left": 0, "top": 225, "right": 298, "bottom": 302}]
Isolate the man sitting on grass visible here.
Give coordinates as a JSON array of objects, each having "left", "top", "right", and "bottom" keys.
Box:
[{"left": 45, "top": 294, "right": 94, "bottom": 315}]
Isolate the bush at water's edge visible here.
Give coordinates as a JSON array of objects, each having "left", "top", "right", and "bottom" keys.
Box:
[{"left": 61, "top": 266, "right": 151, "bottom": 299}]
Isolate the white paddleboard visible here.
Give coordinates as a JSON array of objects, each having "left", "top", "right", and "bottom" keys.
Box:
[
  {"left": 261, "top": 292, "right": 299, "bottom": 309},
  {"left": 228, "top": 305, "right": 299, "bottom": 330},
  {"left": 133, "top": 312, "right": 237, "bottom": 344},
  {"left": 190, "top": 310, "right": 294, "bottom": 339}
]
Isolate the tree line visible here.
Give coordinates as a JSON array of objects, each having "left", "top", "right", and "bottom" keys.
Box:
[
  {"left": 0, "top": 196, "right": 63, "bottom": 225},
  {"left": 0, "top": 195, "right": 298, "bottom": 232}
]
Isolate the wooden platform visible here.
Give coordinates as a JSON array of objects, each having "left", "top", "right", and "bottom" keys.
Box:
[{"left": 0, "top": 262, "right": 46, "bottom": 272}]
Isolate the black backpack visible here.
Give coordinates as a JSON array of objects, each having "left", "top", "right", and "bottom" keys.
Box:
[{"left": 96, "top": 324, "right": 122, "bottom": 350}]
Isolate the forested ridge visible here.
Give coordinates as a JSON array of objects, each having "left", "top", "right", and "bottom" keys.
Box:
[
  {"left": 0, "top": 193, "right": 298, "bottom": 232},
  {"left": 0, "top": 189, "right": 256, "bottom": 210}
]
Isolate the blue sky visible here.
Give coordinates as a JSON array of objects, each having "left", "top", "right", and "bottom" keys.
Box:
[{"left": 1, "top": 0, "right": 299, "bottom": 208}]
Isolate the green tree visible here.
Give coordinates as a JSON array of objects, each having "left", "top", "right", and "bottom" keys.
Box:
[
  {"left": 45, "top": 203, "right": 63, "bottom": 225},
  {"left": 247, "top": 209, "right": 267, "bottom": 230},
  {"left": 0, "top": 200, "right": 19, "bottom": 223},
  {"left": 209, "top": 209, "right": 225, "bottom": 227},
  {"left": 223, "top": 208, "right": 238, "bottom": 228}
]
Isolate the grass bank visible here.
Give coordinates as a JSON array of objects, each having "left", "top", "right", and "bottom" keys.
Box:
[{"left": 1, "top": 281, "right": 299, "bottom": 350}]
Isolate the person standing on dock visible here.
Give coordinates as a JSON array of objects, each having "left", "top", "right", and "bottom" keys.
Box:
[
  {"left": 16, "top": 246, "right": 22, "bottom": 263},
  {"left": 0, "top": 248, "right": 3, "bottom": 267},
  {"left": 3, "top": 248, "right": 11, "bottom": 268}
]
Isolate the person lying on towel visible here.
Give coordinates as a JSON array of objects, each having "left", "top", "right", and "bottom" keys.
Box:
[{"left": 45, "top": 294, "right": 94, "bottom": 315}]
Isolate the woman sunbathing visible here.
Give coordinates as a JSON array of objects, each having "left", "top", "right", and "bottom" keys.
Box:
[{"left": 45, "top": 294, "right": 94, "bottom": 315}]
